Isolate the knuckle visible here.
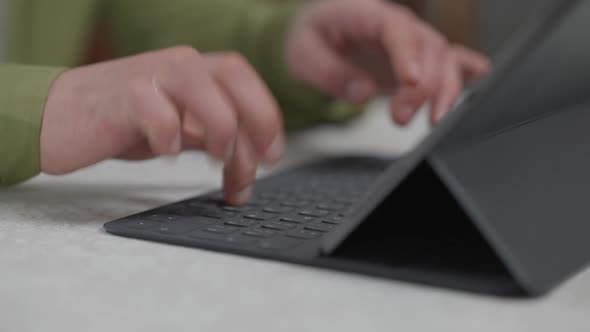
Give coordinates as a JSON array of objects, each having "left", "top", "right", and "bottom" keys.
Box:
[
  {"left": 392, "top": 5, "right": 416, "bottom": 21},
  {"left": 173, "top": 45, "right": 202, "bottom": 58},
  {"left": 213, "top": 115, "right": 239, "bottom": 144},
  {"left": 218, "top": 52, "right": 251, "bottom": 74},
  {"left": 426, "top": 76, "right": 443, "bottom": 96},
  {"left": 431, "top": 35, "right": 447, "bottom": 52},
  {"left": 413, "top": 84, "right": 434, "bottom": 100},
  {"left": 167, "top": 46, "right": 203, "bottom": 64},
  {"left": 426, "top": 83, "right": 440, "bottom": 98},
  {"left": 162, "top": 47, "right": 208, "bottom": 87},
  {"left": 127, "top": 79, "right": 178, "bottom": 131},
  {"left": 417, "top": 22, "right": 447, "bottom": 48}
]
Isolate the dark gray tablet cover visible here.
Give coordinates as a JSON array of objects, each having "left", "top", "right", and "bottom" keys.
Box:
[
  {"left": 104, "top": 0, "right": 589, "bottom": 297},
  {"left": 323, "top": 0, "right": 590, "bottom": 296}
]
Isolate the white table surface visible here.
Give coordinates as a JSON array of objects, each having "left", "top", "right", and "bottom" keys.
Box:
[{"left": 1, "top": 100, "right": 589, "bottom": 332}]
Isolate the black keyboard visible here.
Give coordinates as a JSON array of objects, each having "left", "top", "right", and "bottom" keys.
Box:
[{"left": 104, "top": 156, "right": 391, "bottom": 258}]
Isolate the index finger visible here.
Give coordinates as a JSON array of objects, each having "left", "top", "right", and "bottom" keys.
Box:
[
  {"left": 206, "top": 53, "right": 284, "bottom": 165},
  {"left": 159, "top": 48, "right": 238, "bottom": 163},
  {"left": 380, "top": 10, "right": 423, "bottom": 86}
]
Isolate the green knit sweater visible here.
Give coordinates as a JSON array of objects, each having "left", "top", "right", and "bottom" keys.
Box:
[{"left": 0, "top": 0, "right": 360, "bottom": 185}]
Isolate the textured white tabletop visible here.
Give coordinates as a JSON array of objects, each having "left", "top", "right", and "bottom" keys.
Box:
[{"left": 1, "top": 101, "right": 589, "bottom": 332}]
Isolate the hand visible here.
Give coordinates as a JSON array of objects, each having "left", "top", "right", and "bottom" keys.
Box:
[
  {"left": 41, "top": 47, "right": 284, "bottom": 205},
  {"left": 285, "top": 0, "right": 490, "bottom": 125}
]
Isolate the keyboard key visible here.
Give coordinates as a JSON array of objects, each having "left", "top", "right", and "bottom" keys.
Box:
[
  {"left": 262, "top": 206, "right": 293, "bottom": 214},
  {"left": 341, "top": 206, "right": 357, "bottom": 214},
  {"left": 297, "top": 193, "right": 324, "bottom": 201},
  {"left": 257, "top": 192, "right": 278, "bottom": 199},
  {"left": 287, "top": 229, "right": 322, "bottom": 240},
  {"left": 280, "top": 214, "right": 315, "bottom": 224},
  {"left": 258, "top": 191, "right": 289, "bottom": 200},
  {"left": 261, "top": 221, "right": 297, "bottom": 231},
  {"left": 224, "top": 219, "right": 259, "bottom": 227},
  {"left": 305, "top": 222, "right": 336, "bottom": 232},
  {"left": 316, "top": 203, "right": 345, "bottom": 211},
  {"left": 258, "top": 237, "right": 303, "bottom": 251},
  {"left": 280, "top": 200, "right": 310, "bottom": 207},
  {"left": 221, "top": 205, "right": 254, "bottom": 213},
  {"left": 198, "top": 210, "right": 224, "bottom": 219},
  {"left": 332, "top": 197, "right": 357, "bottom": 204},
  {"left": 183, "top": 206, "right": 223, "bottom": 219},
  {"left": 243, "top": 228, "right": 276, "bottom": 238},
  {"left": 246, "top": 198, "right": 272, "bottom": 206},
  {"left": 298, "top": 209, "right": 330, "bottom": 217},
  {"left": 243, "top": 212, "right": 275, "bottom": 221},
  {"left": 182, "top": 202, "right": 226, "bottom": 218},
  {"left": 322, "top": 215, "right": 345, "bottom": 224},
  {"left": 203, "top": 225, "right": 239, "bottom": 235},
  {"left": 221, "top": 211, "right": 238, "bottom": 218}
]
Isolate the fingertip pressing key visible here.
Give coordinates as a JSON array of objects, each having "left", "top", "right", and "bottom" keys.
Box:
[{"left": 227, "top": 184, "right": 253, "bottom": 206}]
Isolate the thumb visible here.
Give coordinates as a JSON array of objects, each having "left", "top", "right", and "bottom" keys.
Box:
[{"left": 286, "top": 30, "right": 377, "bottom": 104}]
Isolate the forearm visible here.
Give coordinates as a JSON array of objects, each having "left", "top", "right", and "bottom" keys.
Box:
[{"left": 0, "top": 64, "right": 64, "bottom": 185}]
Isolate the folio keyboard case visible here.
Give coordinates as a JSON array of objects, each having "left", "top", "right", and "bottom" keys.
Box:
[
  {"left": 319, "top": 0, "right": 590, "bottom": 296},
  {"left": 104, "top": 0, "right": 590, "bottom": 297}
]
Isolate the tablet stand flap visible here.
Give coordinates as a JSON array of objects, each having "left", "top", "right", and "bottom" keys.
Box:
[
  {"left": 325, "top": 161, "right": 524, "bottom": 296},
  {"left": 429, "top": 100, "right": 590, "bottom": 296}
]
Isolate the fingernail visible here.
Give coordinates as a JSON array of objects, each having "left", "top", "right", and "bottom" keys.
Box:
[
  {"left": 264, "top": 136, "right": 283, "bottom": 164},
  {"left": 224, "top": 139, "right": 236, "bottom": 163},
  {"left": 346, "top": 80, "right": 374, "bottom": 104},
  {"left": 434, "top": 109, "right": 446, "bottom": 123},
  {"left": 399, "top": 107, "right": 414, "bottom": 119},
  {"left": 234, "top": 185, "right": 253, "bottom": 205},
  {"left": 169, "top": 133, "right": 182, "bottom": 155}
]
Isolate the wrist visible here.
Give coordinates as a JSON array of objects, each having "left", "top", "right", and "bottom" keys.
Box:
[{"left": 0, "top": 64, "right": 65, "bottom": 185}]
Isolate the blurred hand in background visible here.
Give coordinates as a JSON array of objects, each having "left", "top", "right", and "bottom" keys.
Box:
[{"left": 285, "top": 0, "right": 489, "bottom": 125}]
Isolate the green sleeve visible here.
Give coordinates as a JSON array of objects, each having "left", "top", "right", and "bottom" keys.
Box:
[
  {"left": 0, "top": 64, "right": 64, "bottom": 186},
  {"left": 103, "top": 0, "right": 361, "bottom": 131}
]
